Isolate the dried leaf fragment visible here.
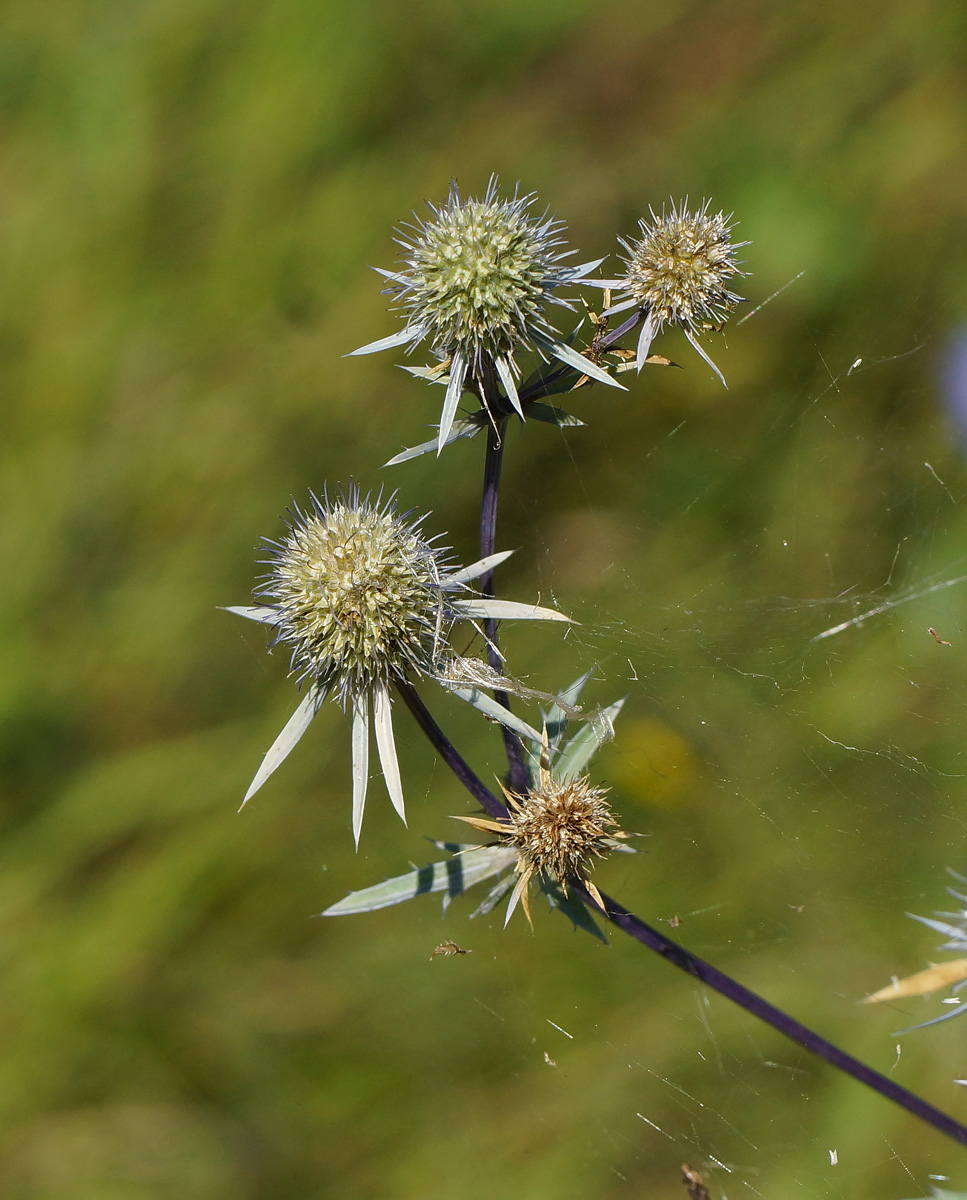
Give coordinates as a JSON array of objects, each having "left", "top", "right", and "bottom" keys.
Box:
[{"left": 862, "top": 958, "right": 967, "bottom": 1003}]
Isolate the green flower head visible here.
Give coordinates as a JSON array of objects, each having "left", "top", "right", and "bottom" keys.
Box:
[
  {"left": 350, "top": 177, "right": 621, "bottom": 453},
  {"left": 261, "top": 489, "right": 447, "bottom": 704}
]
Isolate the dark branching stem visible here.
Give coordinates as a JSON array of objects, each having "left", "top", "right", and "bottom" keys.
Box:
[
  {"left": 477, "top": 376, "right": 529, "bottom": 795},
  {"left": 395, "top": 676, "right": 507, "bottom": 822},
  {"left": 570, "top": 881, "right": 967, "bottom": 1149}
]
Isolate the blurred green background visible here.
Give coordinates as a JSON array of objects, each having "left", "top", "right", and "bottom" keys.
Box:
[{"left": 4, "top": 0, "right": 967, "bottom": 1195}]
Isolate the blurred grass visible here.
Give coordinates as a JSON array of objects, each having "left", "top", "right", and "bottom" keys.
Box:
[{"left": 3, "top": 0, "right": 967, "bottom": 1195}]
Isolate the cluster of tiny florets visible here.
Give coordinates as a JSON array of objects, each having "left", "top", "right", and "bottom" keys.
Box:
[
  {"left": 394, "top": 180, "right": 573, "bottom": 364},
  {"left": 504, "top": 774, "right": 621, "bottom": 886},
  {"left": 620, "top": 201, "right": 745, "bottom": 333},
  {"left": 259, "top": 492, "right": 448, "bottom": 703}
]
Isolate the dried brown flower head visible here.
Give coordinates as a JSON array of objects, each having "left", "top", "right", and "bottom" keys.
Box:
[{"left": 456, "top": 734, "right": 628, "bottom": 926}]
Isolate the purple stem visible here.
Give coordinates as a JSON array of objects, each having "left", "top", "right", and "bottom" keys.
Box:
[
  {"left": 395, "top": 676, "right": 507, "bottom": 821},
  {"left": 597, "top": 307, "right": 646, "bottom": 351},
  {"left": 477, "top": 386, "right": 529, "bottom": 794},
  {"left": 571, "top": 880, "right": 967, "bottom": 1149}
]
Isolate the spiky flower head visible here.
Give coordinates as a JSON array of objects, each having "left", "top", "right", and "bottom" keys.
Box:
[
  {"left": 457, "top": 744, "right": 627, "bottom": 926},
  {"left": 394, "top": 181, "right": 568, "bottom": 364},
  {"left": 260, "top": 489, "right": 447, "bottom": 704},
  {"left": 610, "top": 200, "right": 746, "bottom": 384},
  {"left": 350, "top": 177, "right": 621, "bottom": 453},
  {"left": 228, "top": 489, "right": 572, "bottom": 846}
]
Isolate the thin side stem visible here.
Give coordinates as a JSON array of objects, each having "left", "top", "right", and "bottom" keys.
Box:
[
  {"left": 477, "top": 381, "right": 529, "bottom": 794},
  {"left": 572, "top": 880, "right": 967, "bottom": 1150},
  {"left": 395, "top": 676, "right": 507, "bottom": 821},
  {"left": 596, "top": 307, "right": 645, "bottom": 353},
  {"left": 518, "top": 310, "right": 645, "bottom": 406}
]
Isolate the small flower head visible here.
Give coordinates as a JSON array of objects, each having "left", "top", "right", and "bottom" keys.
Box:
[
  {"left": 613, "top": 200, "right": 747, "bottom": 383},
  {"left": 458, "top": 741, "right": 627, "bottom": 926},
  {"left": 259, "top": 488, "right": 448, "bottom": 704},
  {"left": 503, "top": 774, "right": 619, "bottom": 902},
  {"left": 351, "top": 177, "right": 622, "bottom": 452},
  {"left": 622, "top": 201, "right": 744, "bottom": 333}
]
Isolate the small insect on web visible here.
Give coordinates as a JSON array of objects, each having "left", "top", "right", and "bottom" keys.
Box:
[
  {"left": 429, "top": 940, "right": 470, "bottom": 960},
  {"left": 681, "top": 1164, "right": 711, "bottom": 1200}
]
